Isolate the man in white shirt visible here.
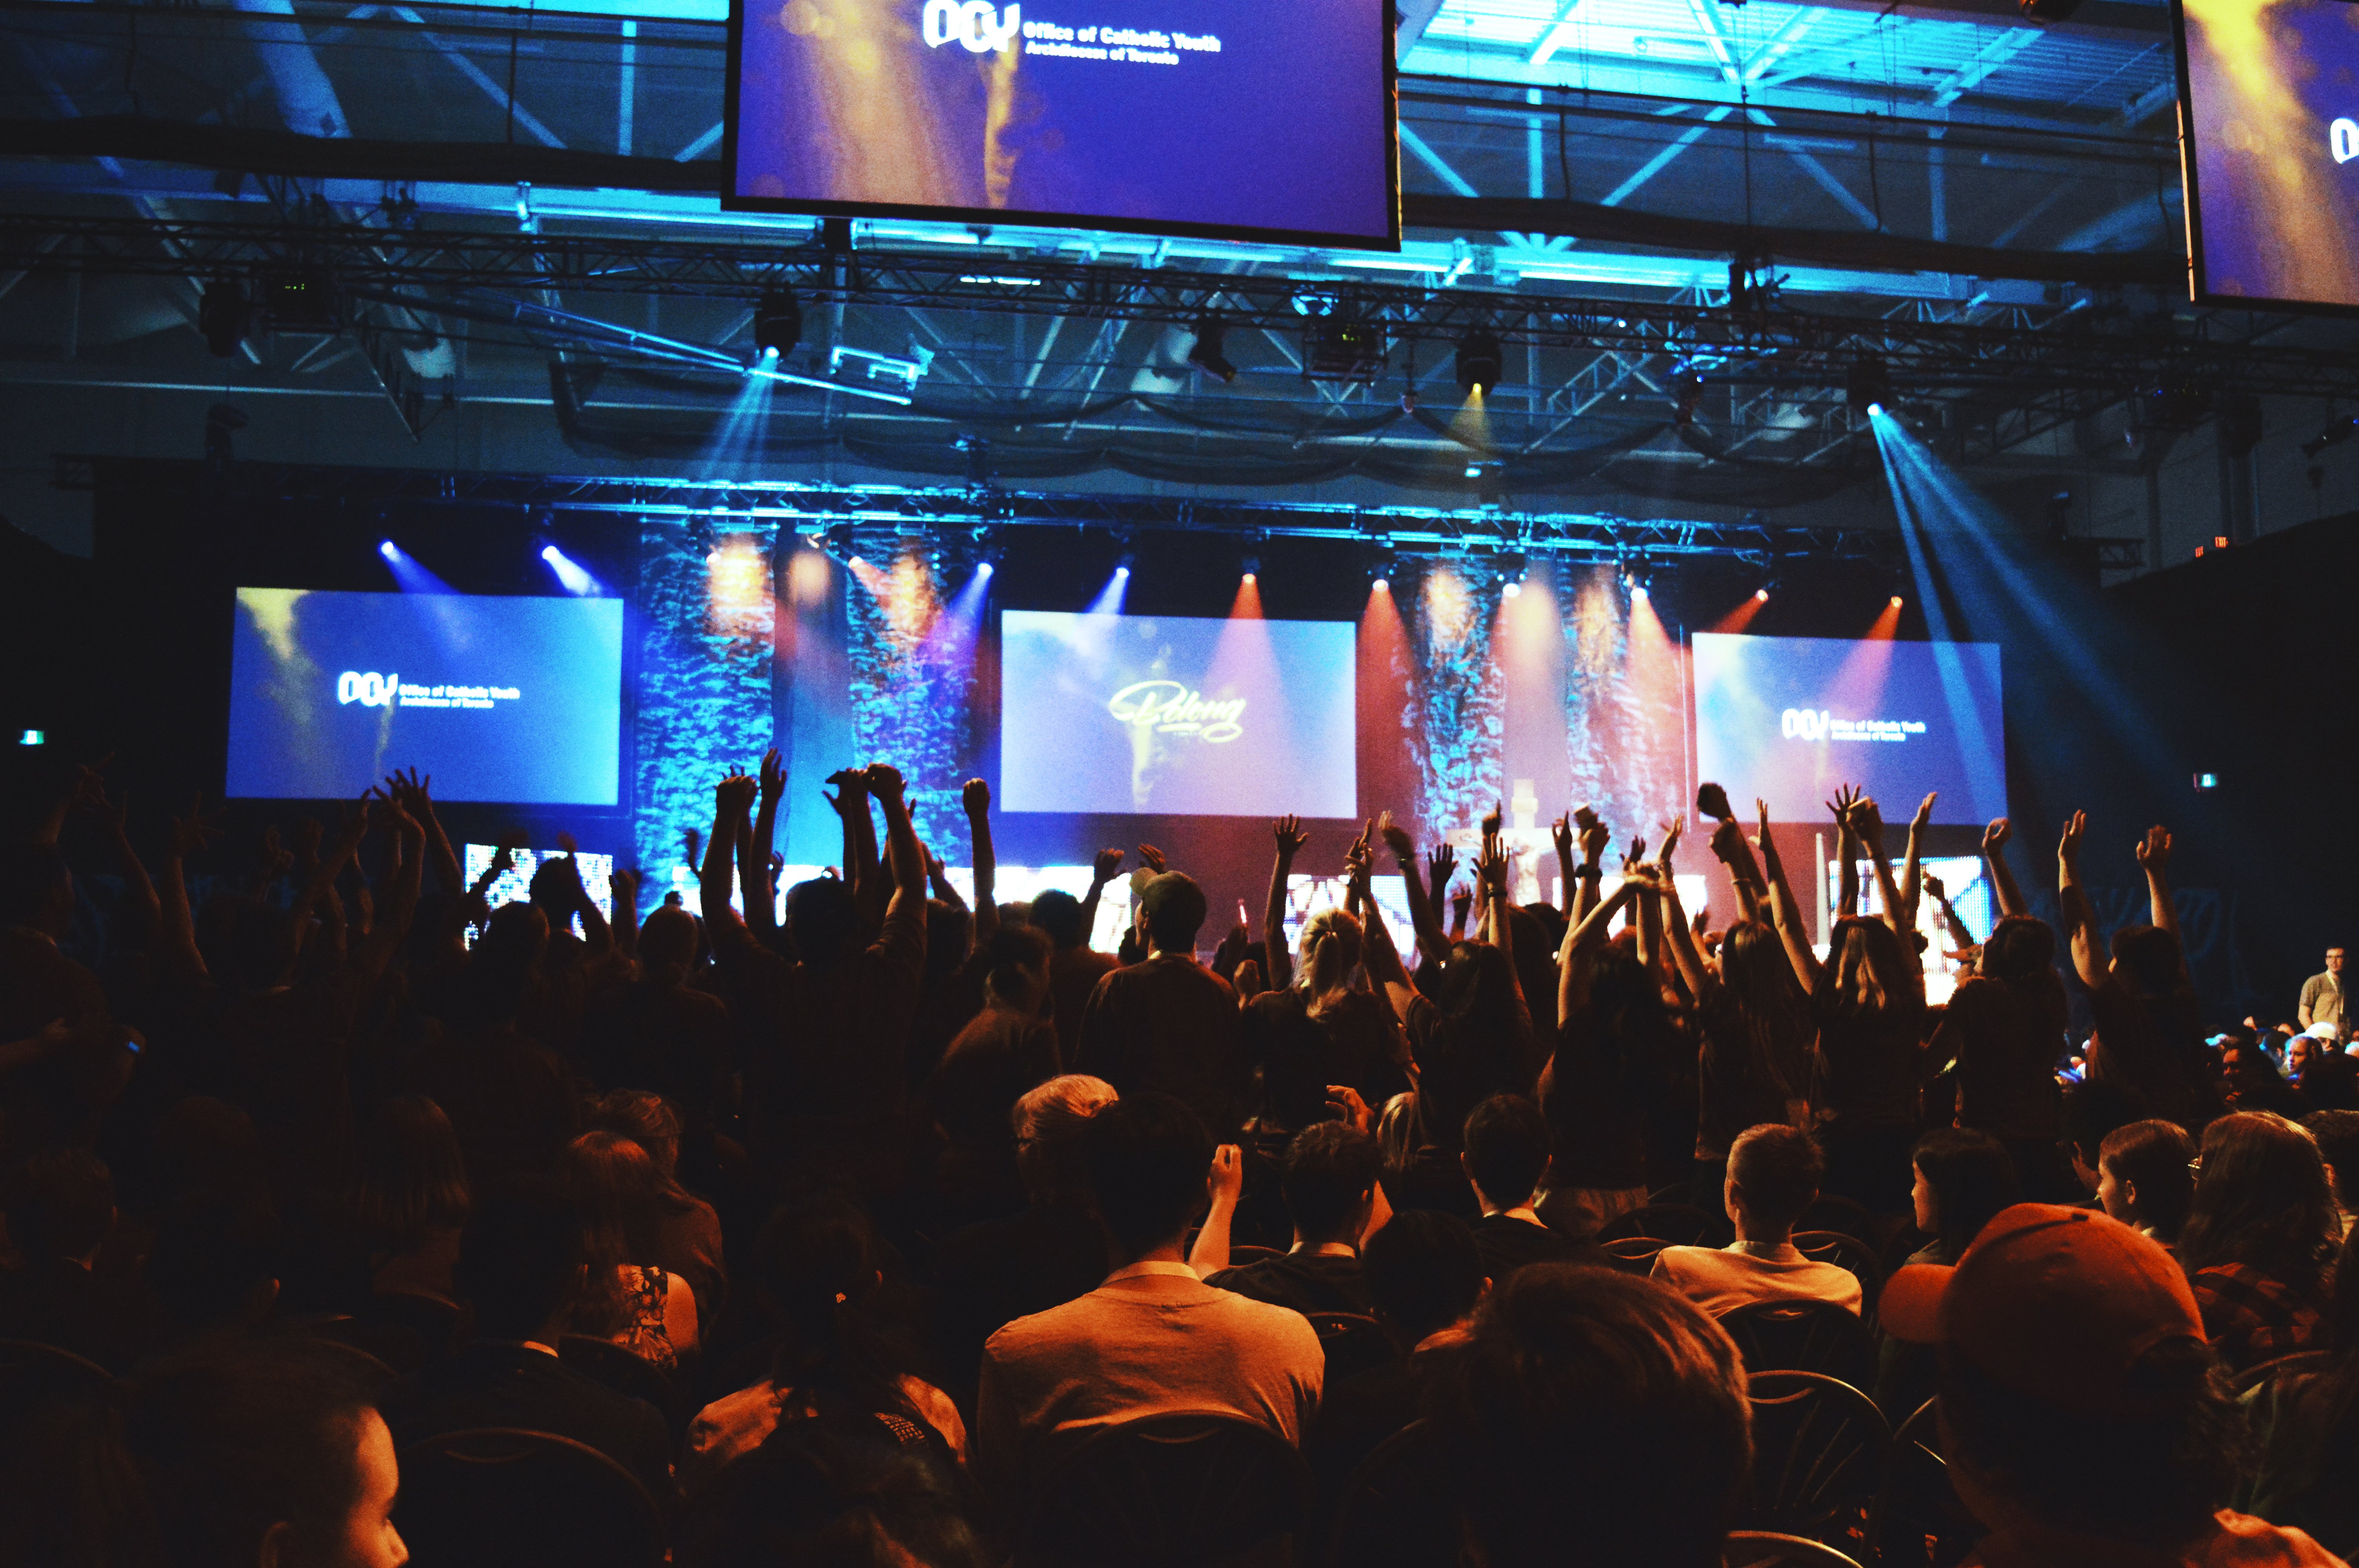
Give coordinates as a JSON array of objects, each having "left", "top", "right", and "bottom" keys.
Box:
[
  {"left": 1651, "top": 1123, "right": 1863, "bottom": 1317},
  {"left": 975, "top": 1092, "right": 1324, "bottom": 1516}
]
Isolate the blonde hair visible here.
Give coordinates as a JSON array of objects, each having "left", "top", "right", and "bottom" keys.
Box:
[{"left": 1295, "top": 908, "right": 1367, "bottom": 1019}]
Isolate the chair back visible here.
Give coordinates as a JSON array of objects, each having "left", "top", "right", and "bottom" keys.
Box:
[
  {"left": 1719, "top": 1299, "right": 1876, "bottom": 1388},
  {"left": 2232, "top": 1348, "right": 2335, "bottom": 1396},
  {"left": 1595, "top": 1203, "right": 1729, "bottom": 1247},
  {"left": 1225, "top": 1244, "right": 1288, "bottom": 1266},
  {"left": 1791, "top": 1231, "right": 1886, "bottom": 1319},
  {"left": 1725, "top": 1530, "right": 1866, "bottom": 1567},
  {"left": 1794, "top": 1195, "right": 1878, "bottom": 1248},
  {"left": 1601, "top": 1236, "right": 1670, "bottom": 1275},
  {"left": 396, "top": 1426, "right": 665, "bottom": 1568},
  {"left": 1019, "top": 1410, "right": 1310, "bottom": 1568},
  {"left": 0, "top": 1338, "right": 111, "bottom": 1411},
  {"left": 1865, "top": 1398, "right": 1984, "bottom": 1568},
  {"left": 559, "top": 1334, "right": 689, "bottom": 1439},
  {"left": 1303, "top": 1312, "right": 1395, "bottom": 1381},
  {"left": 301, "top": 1313, "right": 428, "bottom": 1376},
  {"left": 1325, "top": 1419, "right": 1459, "bottom": 1568},
  {"left": 369, "top": 1289, "right": 465, "bottom": 1359},
  {"left": 1741, "top": 1370, "right": 1888, "bottom": 1553}
]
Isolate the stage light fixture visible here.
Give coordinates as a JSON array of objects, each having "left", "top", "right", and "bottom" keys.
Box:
[
  {"left": 1846, "top": 356, "right": 1892, "bottom": 417},
  {"left": 379, "top": 540, "right": 400, "bottom": 560},
  {"left": 1187, "top": 318, "right": 1237, "bottom": 383},
  {"left": 541, "top": 542, "right": 600, "bottom": 595},
  {"left": 1670, "top": 365, "right": 1705, "bottom": 427},
  {"left": 1371, "top": 576, "right": 1390, "bottom": 593},
  {"left": 1890, "top": 594, "right": 1905, "bottom": 608},
  {"left": 1753, "top": 587, "right": 1770, "bottom": 603},
  {"left": 2301, "top": 413, "right": 2359, "bottom": 458},
  {"left": 1456, "top": 329, "right": 1503, "bottom": 396},
  {"left": 1303, "top": 315, "right": 1387, "bottom": 382},
  {"left": 753, "top": 290, "right": 803, "bottom": 360}
]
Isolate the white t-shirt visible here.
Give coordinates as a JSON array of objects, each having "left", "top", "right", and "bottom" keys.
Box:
[{"left": 1649, "top": 1241, "right": 1864, "bottom": 1318}]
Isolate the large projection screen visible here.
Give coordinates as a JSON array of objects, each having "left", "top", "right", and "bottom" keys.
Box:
[
  {"left": 724, "top": 0, "right": 1399, "bottom": 248},
  {"left": 1000, "top": 610, "right": 1357, "bottom": 818},
  {"left": 226, "top": 588, "right": 625, "bottom": 805},
  {"left": 2175, "top": 0, "right": 2359, "bottom": 309},
  {"left": 1692, "top": 633, "right": 2005, "bottom": 827}
]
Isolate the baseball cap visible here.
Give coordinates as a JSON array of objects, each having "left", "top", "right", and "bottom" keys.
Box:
[
  {"left": 1879, "top": 1203, "right": 2206, "bottom": 1421},
  {"left": 2304, "top": 1021, "right": 2341, "bottom": 1041},
  {"left": 1137, "top": 871, "right": 1207, "bottom": 928}
]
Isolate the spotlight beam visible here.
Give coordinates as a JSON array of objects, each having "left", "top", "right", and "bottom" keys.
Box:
[{"left": 747, "top": 362, "right": 914, "bottom": 406}]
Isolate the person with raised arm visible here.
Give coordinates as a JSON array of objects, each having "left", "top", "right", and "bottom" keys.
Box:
[
  {"left": 1827, "top": 782, "right": 1865, "bottom": 920},
  {"left": 1242, "top": 821, "right": 1409, "bottom": 1143},
  {"left": 740, "top": 747, "right": 786, "bottom": 944},
  {"left": 1379, "top": 813, "right": 1456, "bottom": 971},
  {"left": 1537, "top": 860, "right": 1673, "bottom": 1239},
  {"left": 1033, "top": 847, "right": 1123, "bottom": 1070},
  {"left": 1757, "top": 798, "right": 1927, "bottom": 1214},
  {"left": 1263, "top": 814, "right": 1309, "bottom": 991},
  {"left": 1981, "top": 815, "right": 2027, "bottom": 920},
  {"left": 2059, "top": 813, "right": 2217, "bottom": 1135},
  {"left": 1647, "top": 856, "right": 1814, "bottom": 1211},
  {"left": 1898, "top": 791, "right": 1937, "bottom": 932},
  {"left": 1075, "top": 853, "right": 1250, "bottom": 1138}
]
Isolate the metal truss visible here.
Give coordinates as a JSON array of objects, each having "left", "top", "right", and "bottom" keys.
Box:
[
  {"left": 8, "top": 211, "right": 2345, "bottom": 407},
  {"left": 55, "top": 455, "right": 1902, "bottom": 566}
]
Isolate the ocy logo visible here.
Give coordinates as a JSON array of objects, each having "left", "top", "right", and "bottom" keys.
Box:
[
  {"left": 924, "top": 0, "right": 1020, "bottom": 53},
  {"left": 338, "top": 671, "right": 401, "bottom": 708}
]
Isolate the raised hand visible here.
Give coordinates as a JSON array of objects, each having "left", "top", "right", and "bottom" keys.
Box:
[
  {"left": 1481, "top": 800, "right": 1504, "bottom": 840},
  {"left": 555, "top": 829, "right": 580, "bottom": 855},
  {"left": 717, "top": 772, "right": 758, "bottom": 816},
  {"left": 1826, "top": 783, "right": 1863, "bottom": 831},
  {"left": 1378, "top": 809, "right": 1414, "bottom": 863},
  {"left": 1475, "top": 835, "right": 1510, "bottom": 897},
  {"left": 1912, "top": 792, "right": 1938, "bottom": 831},
  {"left": 863, "top": 762, "right": 906, "bottom": 800},
  {"left": 1426, "top": 842, "right": 1458, "bottom": 889},
  {"left": 1208, "top": 1143, "right": 1245, "bottom": 1208},
  {"left": 1578, "top": 817, "right": 1611, "bottom": 869},
  {"left": 1710, "top": 818, "right": 1750, "bottom": 865},
  {"left": 1924, "top": 870, "right": 1948, "bottom": 904},
  {"left": 758, "top": 747, "right": 786, "bottom": 802},
  {"left": 962, "top": 777, "right": 991, "bottom": 817},
  {"left": 611, "top": 867, "right": 640, "bottom": 907},
  {"left": 1983, "top": 817, "right": 2012, "bottom": 856},
  {"left": 1656, "top": 817, "right": 1683, "bottom": 869},
  {"left": 1272, "top": 815, "right": 1308, "bottom": 859},
  {"left": 169, "top": 793, "right": 226, "bottom": 858},
  {"left": 1092, "top": 847, "right": 1125, "bottom": 883},
  {"left": 2135, "top": 824, "right": 2172, "bottom": 874},
  {"left": 1619, "top": 836, "right": 1647, "bottom": 876},
  {"left": 825, "top": 767, "right": 869, "bottom": 797},
  {"left": 1137, "top": 843, "right": 1168, "bottom": 875},
  {"left": 1324, "top": 1083, "right": 1376, "bottom": 1135},
  {"left": 1450, "top": 883, "right": 1474, "bottom": 930},
  {"left": 2058, "top": 809, "right": 2088, "bottom": 868},
  {"left": 1853, "top": 797, "right": 1888, "bottom": 849},
  {"left": 1550, "top": 814, "right": 1573, "bottom": 861}
]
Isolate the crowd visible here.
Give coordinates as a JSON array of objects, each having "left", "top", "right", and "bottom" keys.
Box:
[{"left": 2, "top": 752, "right": 2356, "bottom": 1568}]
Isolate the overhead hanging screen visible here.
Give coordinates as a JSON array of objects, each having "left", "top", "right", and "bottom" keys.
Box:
[
  {"left": 225, "top": 588, "right": 625, "bottom": 805},
  {"left": 1692, "top": 633, "right": 2006, "bottom": 828},
  {"left": 999, "top": 610, "right": 1358, "bottom": 818},
  {"left": 2175, "top": 0, "right": 2359, "bottom": 308},
  {"left": 724, "top": 0, "right": 1398, "bottom": 248}
]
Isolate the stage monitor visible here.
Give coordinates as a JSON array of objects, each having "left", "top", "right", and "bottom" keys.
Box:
[
  {"left": 2175, "top": 0, "right": 2359, "bottom": 309},
  {"left": 723, "top": 0, "right": 1399, "bottom": 248},
  {"left": 226, "top": 588, "right": 625, "bottom": 805},
  {"left": 1691, "top": 632, "right": 2004, "bottom": 827},
  {"left": 999, "top": 609, "right": 1356, "bottom": 818}
]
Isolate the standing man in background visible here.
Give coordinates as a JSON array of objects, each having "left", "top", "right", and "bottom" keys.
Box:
[{"left": 2299, "top": 947, "right": 2346, "bottom": 1044}]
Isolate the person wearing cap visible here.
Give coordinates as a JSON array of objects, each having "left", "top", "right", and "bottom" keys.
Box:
[
  {"left": 1648, "top": 1123, "right": 1863, "bottom": 1318},
  {"left": 1882, "top": 1203, "right": 2347, "bottom": 1568},
  {"left": 2298, "top": 949, "right": 2344, "bottom": 1044},
  {"left": 1074, "top": 871, "right": 1250, "bottom": 1138}
]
